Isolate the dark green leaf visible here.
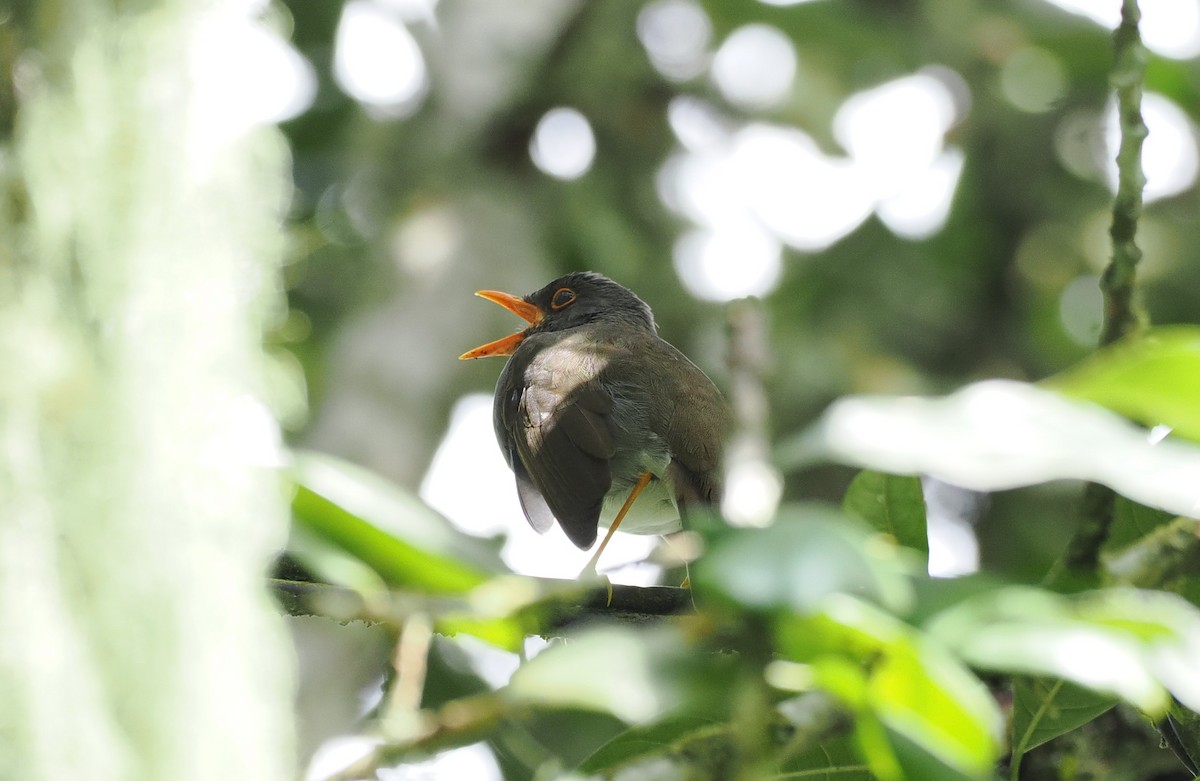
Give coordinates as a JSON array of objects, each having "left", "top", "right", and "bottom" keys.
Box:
[
  {"left": 577, "top": 713, "right": 726, "bottom": 774},
  {"left": 780, "top": 735, "right": 873, "bottom": 780},
  {"left": 521, "top": 709, "right": 627, "bottom": 773},
  {"left": 843, "top": 470, "right": 928, "bottom": 553},
  {"left": 888, "top": 727, "right": 986, "bottom": 781},
  {"left": 1104, "top": 497, "right": 1177, "bottom": 553},
  {"left": 907, "top": 574, "right": 1012, "bottom": 628},
  {"left": 1010, "top": 677, "right": 1116, "bottom": 755},
  {"left": 1163, "top": 701, "right": 1200, "bottom": 778}
]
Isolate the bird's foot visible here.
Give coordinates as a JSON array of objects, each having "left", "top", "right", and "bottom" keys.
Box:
[{"left": 579, "top": 561, "right": 615, "bottom": 606}]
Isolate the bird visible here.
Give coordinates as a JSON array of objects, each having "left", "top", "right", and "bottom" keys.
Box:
[{"left": 459, "top": 271, "right": 730, "bottom": 573}]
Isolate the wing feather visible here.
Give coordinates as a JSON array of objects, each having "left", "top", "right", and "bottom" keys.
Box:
[{"left": 496, "top": 352, "right": 616, "bottom": 550}]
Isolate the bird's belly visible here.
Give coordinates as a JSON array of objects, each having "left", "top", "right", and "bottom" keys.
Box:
[{"left": 598, "top": 476, "right": 682, "bottom": 536}]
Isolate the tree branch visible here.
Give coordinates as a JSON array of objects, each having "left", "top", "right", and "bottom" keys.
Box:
[
  {"left": 1101, "top": 0, "right": 1149, "bottom": 349},
  {"left": 271, "top": 577, "right": 693, "bottom": 631},
  {"left": 1063, "top": 0, "right": 1149, "bottom": 574}
]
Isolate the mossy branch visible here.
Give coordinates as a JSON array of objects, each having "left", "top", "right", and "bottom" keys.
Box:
[
  {"left": 1102, "top": 0, "right": 1149, "bottom": 348},
  {"left": 272, "top": 577, "right": 693, "bottom": 630},
  {"left": 1102, "top": 516, "right": 1200, "bottom": 587},
  {"left": 1063, "top": 0, "right": 1149, "bottom": 574}
]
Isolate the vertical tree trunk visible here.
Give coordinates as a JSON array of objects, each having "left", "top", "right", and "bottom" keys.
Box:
[{"left": 0, "top": 2, "right": 294, "bottom": 779}]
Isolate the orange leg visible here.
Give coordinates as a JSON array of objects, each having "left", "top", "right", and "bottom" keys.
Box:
[{"left": 582, "top": 471, "right": 654, "bottom": 575}]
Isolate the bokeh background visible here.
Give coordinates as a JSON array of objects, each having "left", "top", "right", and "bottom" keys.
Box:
[
  {"left": 250, "top": 0, "right": 1200, "bottom": 774},
  {"left": 266, "top": 0, "right": 1200, "bottom": 579}
]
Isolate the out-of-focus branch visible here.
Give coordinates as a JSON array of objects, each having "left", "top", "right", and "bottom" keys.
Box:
[
  {"left": 1064, "top": 0, "right": 1148, "bottom": 574},
  {"left": 723, "top": 297, "right": 782, "bottom": 527},
  {"left": 324, "top": 693, "right": 513, "bottom": 781}
]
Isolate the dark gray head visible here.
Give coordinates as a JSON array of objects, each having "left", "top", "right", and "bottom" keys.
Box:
[
  {"left": 524, "top": 272, "right": 656, "bottom": 334},
  {"left": 459, "top": 272, "right": 658, "bottom": 362}
]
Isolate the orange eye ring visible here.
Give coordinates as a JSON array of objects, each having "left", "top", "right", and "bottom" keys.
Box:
[{"left": 551, "top": 287, "right": 576, "bottom": 310}]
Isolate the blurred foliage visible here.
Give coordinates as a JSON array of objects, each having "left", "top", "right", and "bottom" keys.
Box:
[
  {"left": 1049, "top": 326, "right": 1200, "bottom": 442},
  {"left": 269, "top": 0, "right": 1200, "bottom": 779}
]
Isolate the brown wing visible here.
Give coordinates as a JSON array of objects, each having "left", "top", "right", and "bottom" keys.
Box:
[
  {"left": 647, "top": 338, "right": 730, "bottom": 508},
  {"left": 496, "top": 350, "right": 617, "bottom": 549}
]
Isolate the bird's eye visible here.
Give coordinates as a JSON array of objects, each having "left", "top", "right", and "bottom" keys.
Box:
[{"left": 551, "top": 288, "right": 576, "bottom": 310}]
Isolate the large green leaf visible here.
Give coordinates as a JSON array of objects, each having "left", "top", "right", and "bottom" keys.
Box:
[
  {"left": 776, "top": 596, "right": 1002, "bottom": 779},
  {"left": 291, "top": 484, "right": 489, "bottom": 594},
  {"left": 577, "top": 713, "right": 728, "bottom": 774},
  {"left": 796, "top": 380, "right": 1200, "bottom": 519},
  {"left": 869, "top": 635, "right": 999, "bottom": 776},
  {"left": 843, "top": 471, "right": 928, "bottom": 554},
  {"left": 779, "top": 735, "right": 872, "bottom": 780},
  {"left": 1010, "top": 677, "right": 1116, "bottom": 757},
  {"left": 1048, "top": 326, "right": 1200, "bottom": 443},
  {"left": 506, "top": 625, "right": 737, "bottom": 724},
  {"left": 887, "top": 727, "right": 987, "bottom": 781},
  {"left": 289, "top": 450, "right": 501, "bottom": 594},
  {"left": 928, "top": 587, "right": 1200, "bottom": 717},
  {"left": 695, "top": 503, "right": 916, "bottom": 616},
  {"left": 507, "top": 628, "right": 674, "bottom": 722},
  {"left": 577, "top": 711, "right": 873, "bottom": 779}
]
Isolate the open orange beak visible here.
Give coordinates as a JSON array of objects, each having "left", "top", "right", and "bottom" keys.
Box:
[{"left": 459, "top": 290, "right": 545, "bottom": 360}]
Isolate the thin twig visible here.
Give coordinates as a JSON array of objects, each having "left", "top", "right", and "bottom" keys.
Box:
[{"left": 382, "top": 612, "right": 434, "bottom": 740}]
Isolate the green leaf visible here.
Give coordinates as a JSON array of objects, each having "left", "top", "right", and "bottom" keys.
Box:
[
  {"left": 869, "top": 636, "right": 999, "bottom": 776},
  {"left": 1074, "top": 590, "right": 1200, "bottom": 711},
  {"left": 577, "top": 713, "right": 726, "bottom": 774},
  {"left": 1164, "top": 700, "right": 1200, "bottom": 777},
  {"left": 1010, "top": 677, "right": 1116, "bottom": 757},
  {"left": 507, "top": 626, "right": 692, "bottom": 723},
  {"left": 907, "top": 574, "right": 1012, "bottom": 628},
  {"left": 888, "top": 727, "right": 986, "bottom": 781},
  {"left": 435, "top": 614, "right": 528, "bottom": 653},
  {"left": 928, "top": 587, "right": 1200, "bottom": 717},
  {"left": 289, "top": 451, "right": 500, "bottom": 594},
  {"left": 805, "top": 379, "right": 1200, "bottom": 519},
  {"left": 778, "top": 597, "right": 1002, "bottom": 778},
  {"left": 1048, "top": 325, "right": 1200, "bottom": 443},
  {"left": 1104, "top": 496, "right": 1177, "bottom": 553},
  {"left": 780, "top": 735, "right": 873, "bottom": 780},
  {"left": 695, "top": 503, "right": 916, "bottom": 616},
  {"left": 843, "top": 471, "right": 928, "bottom": 554}
]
